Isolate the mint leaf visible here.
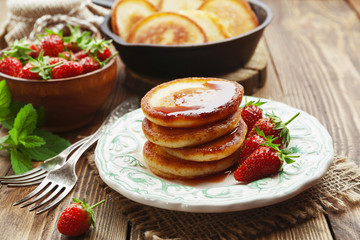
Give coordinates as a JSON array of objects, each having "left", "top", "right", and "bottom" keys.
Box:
[
  {"left": 0, "top": 106, "right": 11, "bottom": 119},
  {"left": 1, "top": 101, "right": 27, "bottom": 129},
  {"left": 19, "top": 135, "right": 46, "bottom": 148},
  {"left": 19, "top": 129, "right": 70, "bottom": 161},
  {"left": 9, "top": 104, "right": 37, "bottom": 145},
  {"left": 0, "top": 80, "right": 12, "bottom": 108},
  {"left": 10, "top": 149, "right": 32, "bottom": 174}
]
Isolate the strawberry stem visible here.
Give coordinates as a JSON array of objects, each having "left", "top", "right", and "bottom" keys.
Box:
[
  {"left": 89, "top": 199, "right": 105, "bottom": 209},
  {"left": 284, "top": 112, "right": 300, "bottom": 126}
]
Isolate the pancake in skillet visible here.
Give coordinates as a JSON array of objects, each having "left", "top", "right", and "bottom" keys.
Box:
[
  {"left": 179, "top": 10, "right": 230, "bottom": 42},
  {"left": 199, "top": 0, "right": 259, "bottom": 37},
  {"left": 127, "top": 12, "right": 207, "bottom": 44},
  {"left": 111, "top": 0, "right": 157, "bottom": 40}
]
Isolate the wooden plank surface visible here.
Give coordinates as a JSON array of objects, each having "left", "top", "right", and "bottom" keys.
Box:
[{"left": 0, "top": 0, "right": 360, "bottom": 239}]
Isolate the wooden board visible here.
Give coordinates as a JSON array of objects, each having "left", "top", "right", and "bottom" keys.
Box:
[{"left": 124, "top": 45, "right": 268, "bottom": 96}]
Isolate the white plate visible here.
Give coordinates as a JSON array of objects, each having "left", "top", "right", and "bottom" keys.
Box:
[{"left": 94, "top": 96, "right": 334, "bottom": 213}]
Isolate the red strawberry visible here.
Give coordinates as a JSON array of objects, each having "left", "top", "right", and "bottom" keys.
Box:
[
  {"left": 248, "top": 112, "right": 300, "bottom": 147},
  {"left": 96, "top": 47, "right": 112, "bottom": 61},
  {"left": 52, "top": 61, "right": 83, "bottom": 79},
  {"left": 18, "top": 62, "right": 40, "bottom": 80},
  {"left": 74, "top": 50, "right": 87, "bottom": 60},
  {"left": 28, "top": 42, "right": 40, "bottom": 58},
  {"left": 241, "top": 99, "right": 266, "bottom": 133},
  {"left": 238, "top": 127, "right": 277, "bottom": 165},
  {"left": 57, "top": 198, "right": 105, "bottom": 237},
  {"left": 79, "top": 56, "right": 100, "bottom": 73},
  {"left": 49, "top": 57, "right": 67, "bottom": 65},
  {"left": 39, "top": 34, "right": 64, "bottom": 57},
  {"left": 0, "top": 57, "right": 22, "bottom": 77},
  {"left": 58, "top": 51, "right": 78, "bottom": 61},
  {"left": 234, "top": 145, "right": 297, "bottom": 183}
]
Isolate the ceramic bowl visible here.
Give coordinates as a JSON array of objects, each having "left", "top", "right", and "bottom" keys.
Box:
[
  {"left": 100, "top": 0, "right": 272, "bottom": 78},
  {"left": 0, "top": 57, "right": 117, "bottom": 132}
]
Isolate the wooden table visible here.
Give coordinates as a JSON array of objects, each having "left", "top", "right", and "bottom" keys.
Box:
[{"left": 1, "top": 0, "right": 360, "bottom": 239}]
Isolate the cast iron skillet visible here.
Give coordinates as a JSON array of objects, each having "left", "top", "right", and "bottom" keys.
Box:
[{"left": 101, "top": 0, "right": 273, "bottom": 78}]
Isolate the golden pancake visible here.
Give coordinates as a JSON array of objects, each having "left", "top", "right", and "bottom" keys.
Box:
[
  {"left": 126, "top": 12, "right": 207, "bottom": 44},
  {"left": 162, "top": 117, "right": 247, "bottom": 161},
  {"left": 159, "top": 0, "right": 205, "bottom": 12},
  {"left": 199, "top": 0, "right": 259, "bottom": 37},
  {"left": 143, "top": 141, "right": 239, "bottom": 179},
  {"left": 141, "top": 77, "right": 244, "bottom": 128},
  {"left": 142, "top": 107, "right": 242, "bottom": 148},
  {"left": 179, "top": 10, "right": 230, "bottom": 42},
  {"left": 111, "top": 0, "right": 157, "bottom": 40}
]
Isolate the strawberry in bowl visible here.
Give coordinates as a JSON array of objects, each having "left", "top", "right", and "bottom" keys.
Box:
[{"left": 0, "top": 26, "right": 118, "bottom": 132}]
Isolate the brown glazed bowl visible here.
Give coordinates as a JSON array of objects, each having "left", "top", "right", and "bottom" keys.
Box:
[
  {"left": 100, "top": 0, "right": 272, "bottom": 78},
  {"left": 0, "top": 57, "right": 117, "bottom": 132}
]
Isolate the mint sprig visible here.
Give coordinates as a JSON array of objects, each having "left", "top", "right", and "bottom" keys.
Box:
[{"left": 0, "top": 80, "right": 70, "bottom": 174}]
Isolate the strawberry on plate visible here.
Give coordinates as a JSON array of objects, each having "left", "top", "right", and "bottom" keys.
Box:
[
  {"left": 57, "top": 198, "right": 105, "bottom": 237},
  {"left": 248, "top": 112, "right": 300, "bottom": 147},
  {"left": 241, "top": 99, "right": 266, "bottom": 132},
  {"left": 234, "top": 144, "right": 298, "bottom": 183},
  {"left": 238, "top": 127, "right": 278, "bottom": 165},
  {"left": 0, "top": 57, "right": 22, "bottom": 77}
]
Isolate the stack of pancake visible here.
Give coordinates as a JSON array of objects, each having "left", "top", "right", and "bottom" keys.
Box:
[{"left": 141, "top": 77, "right": 247, "bottom": 179}]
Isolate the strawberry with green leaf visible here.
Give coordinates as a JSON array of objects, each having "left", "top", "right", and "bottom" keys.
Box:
[
  {"left": 38, "top": 31, "right": 64, "bottom": 57},
  {"left": 241, "top": 99, "right": 266, "bottom": 132},
  {"left": 0, "top": 57, "right": 22, "bottom": 77},
  {"left": 57, "top": 198, "right": 105, "bottom": 237},
  {"left": 238, "top": 127, "right": 278, "bottom": 165},
  {"left": 234, "top": 144, "right": 298, "bottom": 183},
  {"left": 18, "top": 50, "right": 62, "bottom": 80},
  {"left": 2, "top": 38, "right": 34, "bottom": 64},
  {"left": 63, "top": 25, "right": 92, "bottom": 52},
  {"left": 248, "top": 112, "right": 300, "bottom": 147}
]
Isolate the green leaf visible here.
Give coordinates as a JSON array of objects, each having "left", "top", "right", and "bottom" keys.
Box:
[
  {"left": 10, "top": 149, "right": 33, "bottom": 174},
  {"left": 19, "top": 129, "right": 70, "bottom": 161},
  {"left": 0, "top": 107, "right": 11, "bottom": 119},
  {"left": 0, "top": 80, "right": 12, "bottom": 109},
  {"left": 1, "top": 101, "right": 26, "bottom": 130},
  {"left": 19, "top": 135, "right": 46, "bottom": 148},
  {"left": 9, "top": 104, "right": 38, "bottom": 144}
]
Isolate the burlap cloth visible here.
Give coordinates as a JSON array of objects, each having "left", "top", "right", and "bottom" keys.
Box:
[
  {"left": 0, "top": 0, "right": 110, "bottom": 49},
  {"left": 87, "top": 154, "right": 360, "bottom": 239}
]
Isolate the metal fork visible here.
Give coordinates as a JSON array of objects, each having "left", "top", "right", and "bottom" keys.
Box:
[
  {"left": 0, "top": 136, "right": 90, "bottom": 187},
  {"left": 13, "top": 97, "right": 140, "bottom": 214}
]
